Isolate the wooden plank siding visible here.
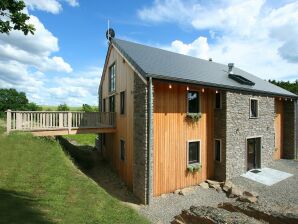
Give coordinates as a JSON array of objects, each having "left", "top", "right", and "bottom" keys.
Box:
[
  {"left": 101, "top": 46, "right": 134, "bottom": 189},
  {"left": 153, "top": 81, "right": 215, "bottom": 196},
  {"left": 274, "top": 99, "right": 284, "bottom": 160}
]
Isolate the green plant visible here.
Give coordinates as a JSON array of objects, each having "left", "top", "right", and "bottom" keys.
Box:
[
  {"left": 57, "top": 103, "right": 70, "bottom": 111},
  {"left": 185, "top": 113, "right": 202, "bottom": 122},
  {"left": 187, "top": 163, "right": 202, "bottom": 173}
]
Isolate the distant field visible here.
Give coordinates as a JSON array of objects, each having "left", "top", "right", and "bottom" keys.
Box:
[{"left": 41, "top": 105, "right": 98, "bottom": 111}]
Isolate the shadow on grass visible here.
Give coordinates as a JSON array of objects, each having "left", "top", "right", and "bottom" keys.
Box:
[
  {"left": 0, "top": 189, "right": 52, "bottom": 224},
  {"left": 57, "top": 136, "right": 140, "bottom": 205}
]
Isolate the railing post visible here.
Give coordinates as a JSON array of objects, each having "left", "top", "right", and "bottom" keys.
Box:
[
  {"left": 68, "top": 112, "right": 72, "bottom": 133},
  {"left": 6, "top": 110, "right": 11, "bottom": 134},
  {"left": 16, "top": 112, "right": 22, "bottom": 130},
  {"left": 59, "top": 113, "right": 63, "bottom": 128}
]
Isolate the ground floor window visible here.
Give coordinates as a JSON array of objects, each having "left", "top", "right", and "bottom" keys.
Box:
[
  {"left": 120, "top": 139, "right": 125, "bottom": 161},
  {"left": 188, "top": 141, "right": 200, "bottom": 164},
  {"left": 215, "top": 139, "right": 221, "bottom": 162}
]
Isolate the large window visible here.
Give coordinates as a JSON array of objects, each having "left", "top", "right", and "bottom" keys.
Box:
[
  {"left": 250, "top": 99, "right": 258, "bottom": 118},
  {"left": 188, "top": 141, "right": 200, "bottom": 164},
  {"left": 102, "top": 98, "right": 106, "bottom": 112},
  {"left": 109, "top": 95, "right": 115, "bottom": 112},
  {"left": 120, "top": 91, "right": 125, "bottom": 115},
  {"left": 215, "top": 92, "right": 221, "bottom": 109},
  {"left": 215, "top": 139, "right": 221, "bottom": 162},
  {"left": 109, "top": 63, "right": 116, "bottom": 92},
  {"left": 120, "top": 139, "right": 125, "bottom": 161},
  {"left": 187, "top": 91, "right": 200, "bottom": 113}
]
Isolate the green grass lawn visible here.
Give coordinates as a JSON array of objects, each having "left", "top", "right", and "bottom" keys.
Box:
[
  {"left": 0, "top": 122, "right": 149, "bottom": 224},
  {"left": 63, "top": 134, "right": 97, "bottom": 146}
]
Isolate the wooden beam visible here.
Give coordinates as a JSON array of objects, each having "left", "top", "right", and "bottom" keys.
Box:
[{"left": 31, "top": 127, "right": 116, "bottom": 136}]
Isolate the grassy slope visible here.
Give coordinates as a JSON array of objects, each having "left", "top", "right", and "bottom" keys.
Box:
[
  {"left": 0, "top": 122, "right": 148, "bottom": 224},
  {"left": 63, "top": 134, "right": 97, "bottom": 146}
]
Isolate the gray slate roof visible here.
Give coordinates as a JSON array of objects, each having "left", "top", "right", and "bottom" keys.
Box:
[{"left": 112, "top": 38, "right": 297, "bottom": 98}]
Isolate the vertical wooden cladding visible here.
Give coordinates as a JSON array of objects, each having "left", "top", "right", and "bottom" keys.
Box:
[
  {"left": 274, "top": 99, "right": 283, "bottom": 160},
  {"left": 101, "top": 46, "right": 134, "bottom": 189},
  {"left": 153, "top": 81, "right": 214, "bottom": 196}
]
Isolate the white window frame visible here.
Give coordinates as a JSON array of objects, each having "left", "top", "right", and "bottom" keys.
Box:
[
  {"left": 214, "top": 139, "right": 221, "bottom": 162},
  {"left": 186, "top": 90, "right": 201, "bottom": 113},
  {"left": 249, "top": 98, "right": 259, "bottom": 118},
  {"left": 187, "top": 140, "right": 201, "bottom": 165}
]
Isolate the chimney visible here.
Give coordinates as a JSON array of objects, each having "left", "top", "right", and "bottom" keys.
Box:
[
  {"left": 209, "top": 58, "right": 212, "bottom": 62},
  {"left": 228, "top": 63, "right": 234, "bottom": 74}
]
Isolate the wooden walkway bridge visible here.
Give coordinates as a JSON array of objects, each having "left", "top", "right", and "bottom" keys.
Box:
[{"left": 6, "top": 110, "right": 116, "bottom": 136}]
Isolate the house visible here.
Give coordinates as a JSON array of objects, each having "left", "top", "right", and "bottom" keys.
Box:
[{"left": 98, "top": 34, "right": 297, "bottom": 204}]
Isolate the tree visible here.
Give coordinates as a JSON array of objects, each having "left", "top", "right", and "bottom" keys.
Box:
[
  {"left": 82, "top": 104, "right": 94, "bottom": 112},
  {"left": 0, "top": 0, "right": 35, "bottom": 35},
  {"left": 0, "top": 88, "right": 41, "bottom": 117},
  {"left": 57, "top": 103, "right": 69, "bottom": 111},
  {"left": 269, "top": 79, "right": 298, "bottom": 95}
]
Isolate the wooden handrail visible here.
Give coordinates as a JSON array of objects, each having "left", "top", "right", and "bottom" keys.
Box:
[{"left": 6, "top": 110, "right": 116, "bottom": 134}]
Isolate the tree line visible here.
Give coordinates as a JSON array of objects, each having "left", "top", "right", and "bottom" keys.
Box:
[
  {"left": 268, "top": 80, "right": 298, "bottom": 95},
  {"left": 0, "top": 88, "right": 98, "bottom": 117}
]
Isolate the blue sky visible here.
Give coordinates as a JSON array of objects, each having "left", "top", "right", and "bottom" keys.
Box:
[{"left": 0, "top": 0, "right": 298, "bottom": 106}]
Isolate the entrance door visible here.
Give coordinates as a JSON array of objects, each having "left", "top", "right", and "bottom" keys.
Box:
[{"left": 247, "top": 138, "right": 261, "bottom": 171}]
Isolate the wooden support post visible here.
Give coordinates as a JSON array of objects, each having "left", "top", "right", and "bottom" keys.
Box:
[
  {"left": 68, "top": 112, "right": 72, "bottom": 134},
  {"left": 6, "top": 110, "right": 11, "bottom": 134},
  {"left": 59, "top": 113, "right": 63, "bottom": 128}
]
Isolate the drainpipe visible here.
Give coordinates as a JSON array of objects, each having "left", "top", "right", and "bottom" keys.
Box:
[{"left": 147, "top": 77, "right": 153, "bottom": 204}]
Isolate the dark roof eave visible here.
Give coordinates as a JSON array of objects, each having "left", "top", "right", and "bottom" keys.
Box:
[{"left": 147, "top": 74, "right": 298, "bottom": 99}]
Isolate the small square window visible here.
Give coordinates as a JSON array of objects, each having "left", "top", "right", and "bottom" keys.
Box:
[
  {"left": 187, "top": 91, "right": 200, "bottom": 113},
  {"left": 250, "top": 99, "right": 258, "bottom": 118},
  {"left": 215, "top": 139, "right": 221, "bottom": 162},
  {"left": 215, "top": 92, "right": 221, "bottom": 109},
  {"left": 188, "top": 141, "right": 200, "bottom": 164},
  {"left": 120, "top": 91, "right": 125, "bottom": 115},
  {"left": 120, "top": 139, "right": 125, "bottom": 161}
]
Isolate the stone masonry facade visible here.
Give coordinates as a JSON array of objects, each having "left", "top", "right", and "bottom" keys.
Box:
[
  {"left": 133, "top": 73, "right": 148, "bottom": 204},
  {"left": 283, "top": 100, "right": 297, "bottom": 159},
  {"left": 214, "top": 91, "right": 227, "bottom": 181},
  {"left": 225, "top": 92, "right": 275, "bottom": 180}
]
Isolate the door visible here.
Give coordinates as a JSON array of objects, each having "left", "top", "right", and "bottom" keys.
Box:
[{"left": 247, "top": 138, "right": 261, "bottom": 171}]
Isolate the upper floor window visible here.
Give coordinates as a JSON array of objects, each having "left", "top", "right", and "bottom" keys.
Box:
[
  {"left": 250, "top": 99, "right": 258, "bottom": 118},
  {"left": 187, "top": 91, "right": 200, "bottom": 113},
  {"left": 109, "top": 95, "right": 115, "bottom": 112},
  {"left": 102, "top": 98, "right": 106, "bottom": 112},
  {"left": 188, "top": 141, "right": 200, "bottom": 164},
  {"left": 215, "top": 92, "right": 221, "bottom": 109},
  {"left": 120, "top": 91, "right": 125, "bottom": 115},
  {"left": 109, "top": 63, "right": 116, "bottom": 92}
]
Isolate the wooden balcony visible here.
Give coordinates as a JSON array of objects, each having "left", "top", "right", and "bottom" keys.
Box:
[{"left": 6, "top": 110, "right": 116, "bottom": 136}]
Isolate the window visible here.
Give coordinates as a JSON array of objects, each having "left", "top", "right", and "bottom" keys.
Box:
[
  {"left": 188, "top": 141, "right": 200, "bottom": 164},
  {"left": 102, "top": 133, "right": 106, "bottom": 146},
  {"left": 120, "top": 139, "right": 125, "bottom": 161},
  {"left": 215, "top": 139, "right": 221, "bottom": 162},
  {"left": 215, "top": 92, "right": 221, "bottom": 109},
  {"left": 102, "top": 98, "right": 106, "bottom": 112},
  {"left": 187, "top": 91, "right": 200, "bottom": 113},
  {"left": 109, "top": 63, "right": 116, "bottom": 92},
  {"left": 120, "top": 91, "right": 125, "bottom": 115},
  {"left": 250, "top": 99, "right": 258, "bottom": 118},
  {"left": 109, "top": 95, "right": 115, "bottom": 112}
]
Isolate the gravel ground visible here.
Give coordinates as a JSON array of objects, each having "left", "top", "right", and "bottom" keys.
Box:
[
  {"left": 139, "top": 186, "right": 235, "bottom": 223},
  {"left": 139, "top": 160, "right": 298, "bottom": 224}
]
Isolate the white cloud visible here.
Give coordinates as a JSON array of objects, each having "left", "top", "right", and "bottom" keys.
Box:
[
  {"left": 24, "top": 0, "right": 79, "bottom": 14},
  {"left": 139, "top": 0, "right": 298, "bottom": 80}
]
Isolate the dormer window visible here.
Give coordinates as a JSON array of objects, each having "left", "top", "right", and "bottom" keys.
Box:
[{"left": 109, "top": 63, "right": 116, "bottom": 92}]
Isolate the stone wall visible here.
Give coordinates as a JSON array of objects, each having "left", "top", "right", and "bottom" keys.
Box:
[
  {"left": 283, "top": 100, "right": 296, "bottom": 159},
  {"left": 225, "top": 92, "right": 275, "bottom": 180},
  {"left": 133, "top": 73, "right": 148, "bottom": 204},
  {"left": 214, "top": 91, "right": 227, "bottom": 181}
]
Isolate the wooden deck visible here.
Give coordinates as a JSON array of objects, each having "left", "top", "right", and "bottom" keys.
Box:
[{"left": 6, "top": 110, "right": 116, "bottom": 136}]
